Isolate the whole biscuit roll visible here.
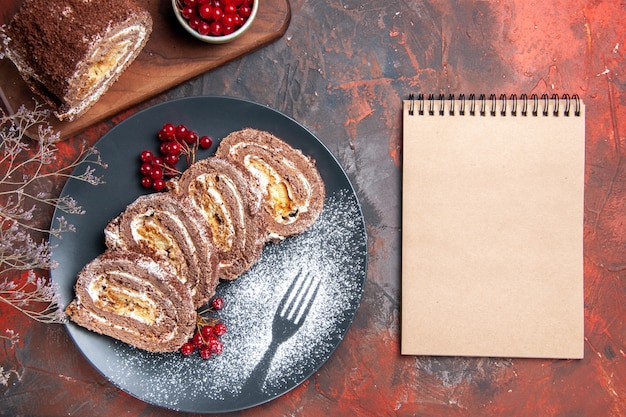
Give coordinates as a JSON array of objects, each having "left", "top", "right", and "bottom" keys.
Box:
[{"left": 2, "top": 0, "right": 152, "bottom": 121}]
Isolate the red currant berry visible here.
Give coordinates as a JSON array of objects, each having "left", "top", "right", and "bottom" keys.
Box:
[
  {"left": 222, "top": 25, "right": 235, "bottom": 35},
  {"left": 180, "top": 342, "right": 195, "bottom": 355},
  {"left": 199, "top": 345, "right": 212, "bottom": 359},
  {"left": 209, "top": 21, "right": 223, "bottom": 36},
  {"left": 159, "top": 123, "right": 176, "bottom": 141},
  {"left": 238, "top": 5, "right": 251, "bottom": 18},
  {"left": 152, "top": 156, "right": 164, "bottom": 167},
  {"left": 213, "top": 322, "right": 227, "bottom": 336},
  {"left": 168, "top": 141, "right": 182, "bottom": 155},
  {"left": 181, "top": 5, "right": 196, "bottom": 19},
  {"left": 140, "top": 162, "right": 154, "bottom": 176},
  {"left": 192, "top": 332, "right": 204, "bottom": 348},
  {"left": 163, "top": 122, "right": 176, "bottom": 134},
  {"left": 140, "top": 149, "right": 154, "bottom": 163},
  {"left": 198, "top": 3, "right": 212, "bottom": 19},
  {"left": 153, "top": 178, "right": 166, "bottom": 191},
  {"left": 175, "top": 124, "right": 189, "bottom": 142},
  {"left": 159, "top": 141, "right": 171, "bottom": 155},
  {"left": 141, "top": 176, "right": 153, "bottom": 188},
  {"left": 210, "top": 7, "right": 223, "bottom": 21},
  {"left": 159, "top": 141, "right": 180, "bottom": 157},
  {"left": 208, "top": 338, "right": 224, "bottom": 354},
  {"left": 162, "top": 141, "right": 179, "bottom": 156},
  {"left": 199, "top": 135, "right": 213, "bottom": 149},
  {"left": 197, "top": 21, "right": 211, "bottom": 35},
  {"left": 206, "top": 331, "right": 219, "bottom": 341},
  {"left": 224, "top": 3, "right": 237, "bottom": 14},
  {"left": 211, "top": 297, "right": 225, "bottom": 310},
  {"left": 184, "top": 0, "right": 197, "bottom": 6},
  {"left": 150, "top": 165, "right": 164, "bottom": 179},
  {"left": 200, "top": 325, "right": 214, "bottom": 340},
  {"left": 222, "top": 13, "right": 236, "bottom": 27},
  {"left": 185, "top": 130, "right": 199, "bottom": 144},
  {"left": 188, "top": 16, "right": 202, "bottom": 29},
  {"left": 164, "top": 154, "right": 180, "bottom": 166}
]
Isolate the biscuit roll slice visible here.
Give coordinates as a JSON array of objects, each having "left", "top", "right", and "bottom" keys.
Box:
[
  {"left": 169, "top": 157, "right": 266, "bottom": 280},
  {"left": 3, "top": 0, "right": 152, "bottom": 121},
  {"left": 215, "top": 128, "right": 326, "bottom": 241},
  {"left": 104, "top": 192, "right": 218, "bottom": 308},
  {"left": 65, "top": 251, "right": 196, "bottom": 353}
]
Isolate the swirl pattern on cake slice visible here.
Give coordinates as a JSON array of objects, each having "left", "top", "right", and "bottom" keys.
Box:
[
  {"left": 215, "top": 128, "right": 326, "bottom": 241},
  {"left": 169, "top": 157, "right": 266, "bottom": 280},
  {"left": 64, "top": 251, "right": 196, "bottom": 353},
  {"left": 104, "top": 192, "right": 219, "bottom": 307}
]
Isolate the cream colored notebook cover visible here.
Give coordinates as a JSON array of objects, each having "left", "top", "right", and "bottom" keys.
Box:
[{"left": 401, "top": 94, "right": 584, "bottom": 359}]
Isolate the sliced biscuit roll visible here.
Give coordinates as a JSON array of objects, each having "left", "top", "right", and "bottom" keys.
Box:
[
  {"left": 215, "top": 128, "right": 326, "bottom": 241},
  {"left": 104, "top": 192, "right": 218, "bottom": 308},
  {"left": 169, "top": 157, "right": 266, "bottom": 280},
  {"left": 65, "top": 251, "right": 196, "bottom": 353}
]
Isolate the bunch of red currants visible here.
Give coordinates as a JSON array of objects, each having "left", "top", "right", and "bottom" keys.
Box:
[
  {"left": 139, "top": 123, "right": 212, "bottom": 191},
  {"left": 180, "top": 296, "right": 228, "bottom": 359}
]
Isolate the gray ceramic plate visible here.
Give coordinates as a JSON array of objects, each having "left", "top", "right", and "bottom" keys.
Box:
[{"left": 49, "top": 96, "right": 367, "bottom": 413}]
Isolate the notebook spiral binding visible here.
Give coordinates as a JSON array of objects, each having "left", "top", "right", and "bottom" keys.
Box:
[{"left": 407, "top": 93, "right": 581, "bottom": 117}]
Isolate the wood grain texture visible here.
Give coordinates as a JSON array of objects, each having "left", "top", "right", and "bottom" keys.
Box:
[{"left": 0, "top": 0, "right": 290, "bottom": 139}]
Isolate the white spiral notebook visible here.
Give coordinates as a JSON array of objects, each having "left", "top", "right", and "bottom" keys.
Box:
[{"left": 401, "top": 94, "right": 585, "bottom": 359}]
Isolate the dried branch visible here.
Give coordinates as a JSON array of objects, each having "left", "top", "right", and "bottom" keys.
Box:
[{"left": 0, "top": 102, "right": 106, "bottom": 325}]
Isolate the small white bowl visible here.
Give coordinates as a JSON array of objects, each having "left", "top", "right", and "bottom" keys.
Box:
[{"left": 172, "top": 0, "right": 258, "bottom": 44}]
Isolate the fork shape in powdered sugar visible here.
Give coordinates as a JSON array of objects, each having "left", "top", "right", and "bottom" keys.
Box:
[{"left": 239, "top": 270, "right": 321, "bottom": 397}]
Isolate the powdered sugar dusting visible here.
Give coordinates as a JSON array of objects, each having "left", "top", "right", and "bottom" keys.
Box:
[{"left": 103, "top": 189, "right": 366, "bottom": 412}]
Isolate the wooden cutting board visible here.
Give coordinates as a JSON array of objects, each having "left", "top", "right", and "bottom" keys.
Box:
[{"left": 0, "top": 0, "right": 290, "bottom": 139}]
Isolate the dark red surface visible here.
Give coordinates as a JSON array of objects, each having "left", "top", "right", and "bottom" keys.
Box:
[{"left": 1, "top": 0, "right": 625, "bottom": 416}]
